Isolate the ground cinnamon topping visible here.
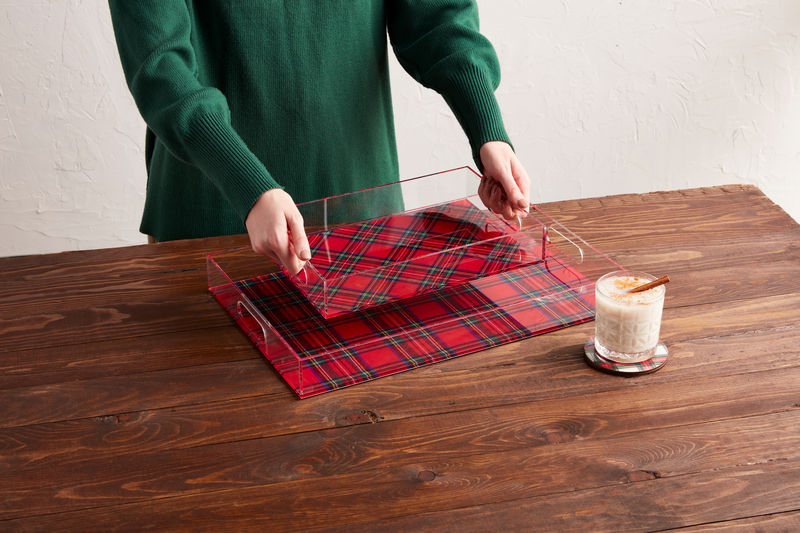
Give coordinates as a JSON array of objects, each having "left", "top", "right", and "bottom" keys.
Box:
[{"left": 613, "top": 277, "right": 644, "bottom": 291}]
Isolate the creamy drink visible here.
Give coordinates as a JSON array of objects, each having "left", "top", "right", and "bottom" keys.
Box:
[{"left": 594, "top": 271, "right": 666, "bottom": 363}]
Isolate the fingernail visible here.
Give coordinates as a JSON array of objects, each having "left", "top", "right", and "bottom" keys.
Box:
[
  {"left": 299, "top": 249, "right": 311, "bottom": 261},
  {"left": 517, "top": 199, "right": 529, "bottom": 209}
]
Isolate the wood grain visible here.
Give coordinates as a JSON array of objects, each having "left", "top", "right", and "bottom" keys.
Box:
[
  {"left": 3, "top": 293, "right": 799, "bottom": 430},
  {"left": 1, "top": 186, "right": 799, "bottom": 532},
  {"left": 0, "top": 326, "right": 261, "bottom": 391},
  {"left": 0, "top": 294, "right": 231, "bottom": 354},
  {"left": 306, "top": 461, "right": 800, "bottom": 533},
  {"left": 2, "top": 414, "right": 799, "bottom": 529},
  {"left": 2, "top": 368, "right": 799, "bottom": 519},
  {"left": 664, "top": 510, "right": 800, "bottom": 532}
]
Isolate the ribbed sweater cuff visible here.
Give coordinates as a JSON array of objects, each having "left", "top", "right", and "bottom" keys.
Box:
[
  {"left": 186, "top": 112, "right": 283, "bottom": 222},
  {"left": 439, "top": 63, "right": 513, "bottom": 167}
]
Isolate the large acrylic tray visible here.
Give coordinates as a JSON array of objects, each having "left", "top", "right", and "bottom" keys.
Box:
[{"left": 207, "top": 167, "right": 622, "bottom": 399}]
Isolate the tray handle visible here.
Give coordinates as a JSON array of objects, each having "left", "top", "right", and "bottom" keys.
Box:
[
  {"left": 237, "top": 300, "right": 268, "bottom": 344},
  {"left": 543, "top": 225, "right": 584, "bottom": 264}
]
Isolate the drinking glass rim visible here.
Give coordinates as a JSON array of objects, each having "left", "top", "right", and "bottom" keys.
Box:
[{"left": 596, "top": 270, "right": 666, "bottom": 300}]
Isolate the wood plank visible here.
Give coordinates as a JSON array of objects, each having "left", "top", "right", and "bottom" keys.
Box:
[
  {"left": 307, "top": 461, "right": 800, "bottom": 533},
  {"left": 0, "top": 326, "right": 260, "bottom": 391},
  {"left": 6, "top": 227, "right": 797, "bottom": 322},
  {"left": 542, "top": 185, "right": 770, "bottom": 215},
  {"left": 0, "top": 186, "right": 797, "bottom": 530},
  {"left": 661, "top": 510, "right": 800, "bottom": 531},
  {"left": 2, "top": 239, "right": 798, "bottom": 359},
  {"left": 2, "top": 364, "right": 799, "bottom": 501},
  {"left": 1, "top": 331, "right": 798, "bottom": 479},
  {"left": 0, "top": 250, "right": 208, "bottom": 306},
  {"left": 538, "top": 186, "right": 798, "bottom": 249},
  {"left": 0, "top": 294, "right": 231, "bottom": 354},
  {"left": 602, "top": 229, "right": 800, "bottom": 274},
  {"left": 2, "top": 224, "right": 797, "bottom": 389},
  {"left": 0, "top": 357, "right": 292, "bottom": 430},
  {"left": 648, "top": 258, "right": 800, "bottom": 307},
  {"left": 0, "top": 186, "right": 774, "bottom": 283},
  {"left": 541, "top": 184, "right": 785, "bottom": 221},
  {"left": 3, "top": 293, "right": 799, "bottom": 430},
  {"left": 3, "top": 188, "right": 795, "bottom": 318},
  {"left": 0, "top": 244, "right": 277, "bottom": 319},
  {"left": 0, "top": 234, "right": 250, "bottom": 283},
  {"left": 2, "top": 411, "right": 799, "bottom": 528}
]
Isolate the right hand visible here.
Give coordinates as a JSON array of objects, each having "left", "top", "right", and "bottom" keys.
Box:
[
  {"left": 477, "top": 141, "right": 531, "bottom": 221},
  {"left": 245, "top": 189, "right": 311, "bottom": 275}
]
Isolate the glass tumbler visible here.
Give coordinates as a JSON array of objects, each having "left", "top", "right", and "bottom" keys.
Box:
[{"left": 594, "top": 271, "right": 666, "bottom": 363}]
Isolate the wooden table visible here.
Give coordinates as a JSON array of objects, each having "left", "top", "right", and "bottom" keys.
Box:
[{"left": 2, "top": 185, "right": 799, "bottom": 532}]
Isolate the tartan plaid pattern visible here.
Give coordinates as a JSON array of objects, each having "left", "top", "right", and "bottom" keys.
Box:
[
  {"left": 216, "top": 252, "right": 594, "bottom": 398},
  {"left": 584, "top": 337, "right": 668, "bottom": 374},
  {"left": 285, "top": 200, "right": 540, "bottom": 318}
]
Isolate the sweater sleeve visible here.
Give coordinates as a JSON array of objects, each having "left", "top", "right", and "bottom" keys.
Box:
[
  {"left": 386, "top": 0, "right": 513, "bottom": 163},
  {"left": 107, "top": 1, "right": 282, "bottom": 222}
]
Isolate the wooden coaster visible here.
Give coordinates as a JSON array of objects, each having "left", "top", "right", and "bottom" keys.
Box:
[{"left": 584, "top": 336, "right": 668, "bottom": 376}]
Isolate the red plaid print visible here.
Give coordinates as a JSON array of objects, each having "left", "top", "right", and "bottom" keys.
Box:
[
  {"left": 283, "top": 200, "right": 541, "bottom": 318},
  {"left": 211, "top": 251, "right": 594, "bottom": 398}
]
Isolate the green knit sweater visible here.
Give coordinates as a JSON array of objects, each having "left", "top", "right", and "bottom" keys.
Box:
[{"left": 109, "top": 0, "right": 511, "bottom": 241}]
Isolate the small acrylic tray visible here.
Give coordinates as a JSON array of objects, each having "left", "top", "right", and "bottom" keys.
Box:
[
  {"left": 284, "top": 192, "right": 543, "bottom": 318},
  {"left": 207, "top": 167, "right": 621, "bottom": 398}
]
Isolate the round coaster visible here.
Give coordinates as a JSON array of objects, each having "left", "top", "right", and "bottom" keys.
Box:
[{"left": 584, "top": 336, "right": 668, "bottom": 376}]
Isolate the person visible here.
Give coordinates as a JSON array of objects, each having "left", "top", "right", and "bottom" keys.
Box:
[{"left": 109, "top": 1, "right": 530, "bottom": 274}]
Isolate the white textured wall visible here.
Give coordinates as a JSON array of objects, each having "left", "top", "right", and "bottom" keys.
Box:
[
  {"left": 1, "top": 0, "right": 147, "bottom": 257},
  {"left": 2, "top": 1, "right": 799, "bottom": 258}
]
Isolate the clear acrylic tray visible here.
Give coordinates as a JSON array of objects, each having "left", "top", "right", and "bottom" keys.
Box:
[
  {"left": 207, "top": 167, "right": 622, "bottom": 398},
  {"left": 283, "top": 168, "right": 545, "bottom": 318}
]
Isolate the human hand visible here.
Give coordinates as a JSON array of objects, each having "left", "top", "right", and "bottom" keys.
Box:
[
  {"left": 478, "top": 141, "right": 531, "bottom": 221},
  {"left": 245, "top": 188, "right": 311, "bottom": 275}
]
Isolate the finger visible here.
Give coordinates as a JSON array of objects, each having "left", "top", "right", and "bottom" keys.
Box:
[
  {"left": 491, "top": 182, "right": 515, "bottom": 220},
  {"left": 282, "top": 212, "right": 309, "bottom": 275},
  {"left": 275, "top": 242, "right": 304, "bottom": 276},
  {"left": 287, "top": 217, "right": 311, "bottom": 262},
  {"left": 491, "top": 182, "right": 516, "bottom": 221},
  {"left": 269, "top": 231, "right": 292, "bottom": 266},
  {"left": 488, "top": 159, "right": 529, "bottom": 214},
  {"left": 478, "top": 176, "right": 489, "bottom": 206},
  {"left": 511, "top": 157, "right": 532, "bottom": 213},
  {"left": 479, "top": 176, "right": 497, "bottom": 213},
  {"left": 265, "top": 223, "right": 302, "bottom": 275},
  {"left": 495, "top": 172, "right": 527, "bottom": 214},
  {"left": 252, "top": 231, "right": 300, "bottom": 274},
  {"left": 488, "top": 180, "right": 501, "bottom": 213},
  {"left": 497, "top": 179, "right": 529, "bottom": 220},
  {"left": 499, "top": 197, "right": 515, "bottom": 221}
]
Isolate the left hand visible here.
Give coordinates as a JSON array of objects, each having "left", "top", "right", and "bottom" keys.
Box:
[
  {"left": 478, "top": 141, "right": 531, "bottom": 221},
  {"left": 245, "top": 188, "right": 310, "bottom": 275}
]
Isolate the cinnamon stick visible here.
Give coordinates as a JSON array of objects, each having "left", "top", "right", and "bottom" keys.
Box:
[{"left": 629, "top": 275, "right": 670, "bottom": 293}]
